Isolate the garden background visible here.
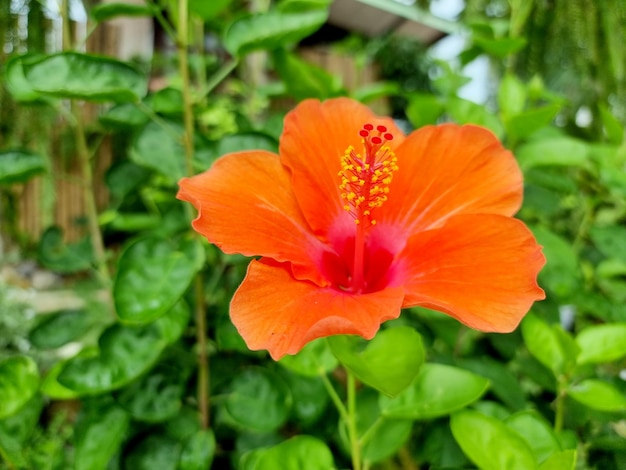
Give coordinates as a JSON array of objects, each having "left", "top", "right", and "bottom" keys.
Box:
[{"left": 1, "top": 0, "right": 626, "bottom": 468}]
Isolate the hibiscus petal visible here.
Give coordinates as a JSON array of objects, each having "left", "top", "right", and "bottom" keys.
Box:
[
  {"left": 280, "top": 98, "right": 405, "bottom": 239},
  {"left": 384, "top": 124, "right": 523, "bottom": 233},
  {"left": 231, "top": 259, "right": 405, "bottom": 360},
  {"left": 177, "top": 151, "right": 326, "bottom": 283},
  {"left": 399, "top": 214, "right": 545, "bottom": 332}
]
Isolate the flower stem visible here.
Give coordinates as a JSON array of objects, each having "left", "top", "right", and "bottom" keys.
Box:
[
  {"left": 176, "top": 0, "right": 210, "bottom": 430},
  {"left": 554, "top": 376, "right": 567, "bottom": 433},
  {"left": 347, "top": 370, "right": 362, "bottom": 470}
]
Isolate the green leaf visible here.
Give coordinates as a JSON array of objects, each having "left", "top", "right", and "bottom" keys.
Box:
[
  {"left": 279, "top": 369, "right": 328, "bottom": 426},
  {"left": 0, "top": 395, "right": 43, "bottom": 468},
  {"left": 459, "top": 357, "right": 527, "bottom": 410},
  {"left": 57, "top": 302, "right": 189, "bottom": 394},
  {"left": 0, "top": 356, "right": 40, "bottom": 419},
  {"left": 521, "top": 314, "right": 579, "bottom": 377},
  {"left": 568, "top": 379, "right": 626, "bottom": 412},
  {"left": 380, "top": 363, "right": 489, "bottom": 420},
  {"left": 498, "top": 74, "right": 526, "bottom": 118},
  {"left": 90, "top": 2, "right": 155, "bottom": 22},
  {"left": 473, "top": 36, "right": 527, "bottom": 58},
  {"left": 516, "top": 137, "right": 590, "bottom": 171},
  {"left": 114, "top": 237, "right": 202, "bottom": 324},
  {"left": 224, "top": 10, "right": 327, "bottom": 57},
  {"left": 590, "top": 225, "right": 626, "bottom": 261},
  {"left": 37, "top": 227, "right": 94, "bottom": 273},
  {"left": 4, "top": 55, "right": 46, "bottom": 102},
  {"left": 189, "top": 0, "right": 231, "bottom": 20},
  {"left": 28, "top": 309, "right": 95, "bottom": 349},
  {"left": 179, "top": 430, "right": 216, "bottom": 470},
  {"left": 406, "top": 93, "right": 445, "bottom": 128},
  {"left": 279, "top": 338, "right": 338, "bottom": 377},
  {"left": 352, "top": 82, "right": 401, "bottom": 104},
  {"left": 575, "top": 323, "right": 626, "bottom": 364},
  {"left": 74, "top": 400, "right": 131, "bottom": 470},
  {"left": 129, "top": 121, "right": 186, "bottom": 183},
  {"left": 100, "top": 102, "right": 148, "bottom": 128},
  {"left": 123, "top": 434, "right": 180, "bottom": 470},
  {"left": 532, "top": 226, "right": 580, "bottom": 298},
  {"left": 0, "top": 149, "right": 46, "bottom": 184},
  {"left": 225, "top": 368, "right": 291, "bottom": 433},
  {"left": 272, "top": 49, "right": 341, "bottom": 101},
  {"left": 446, "top": 96, "right": 504, "bottom": 138},
  {"left": 40, "top": 359, "right": 81, "bottom": 399},
  {"left": 114, "top": 364, "right": 186, "bottom": 422},
  {"left": 329, "top": 327, "right": 425, "bottom": 397},
  {"left": 242, "top": 436, "right": 335, "bottom": 470},
  {"left": 599, "top": 104, "right": 624, "bottom": 145},
  {"left": 538, "top": 450, "right": 576, "bottom": 470},
  {"left": 505, "top": 105, "right": 560, "bottom": 141},
  {"left": 505, "top": 411, "right": 561, "bottom": 464},
  {"left": 451, "top": 409, "right": 537, "bottom": 470},
  {"left": 23, "top": 52, "right": 146, "bottom": 102}
]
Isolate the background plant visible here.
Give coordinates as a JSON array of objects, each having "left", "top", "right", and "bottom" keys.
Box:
[{"left": 1, "top": 0, "right": 625, "bottom": 469}]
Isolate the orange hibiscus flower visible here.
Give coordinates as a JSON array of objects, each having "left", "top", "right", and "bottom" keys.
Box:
[{"left": 177, "top": 98, "right": 545, "bottom": 360}]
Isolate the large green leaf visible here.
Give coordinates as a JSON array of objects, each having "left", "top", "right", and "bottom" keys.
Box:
[
  {"left": 575, "top": 323, "right": 626, "bottom": 364},
  {"left": 22, "top": 52, "right": 146, "bottom": 102},
  {"left": 0, "top": 149, "right": 46, "bottom": 184},
  {"left": 0, "top": 356, "right": 40, "bottom": 419},
  {"left": 114, "top": 237, "right": 203, "bottom": 324},
  {"left": 129, "top": 121, "right": 186, "bottom": 183},
  {"left": 28, "top": 309, "right": 96, "bottom": 349},
  {"left": 538, "top": 450, "right": 576, "bottom": 470},
  {"left": 329, "top": 327, "right": 424, "bottom": 397},
  {"left": 225, "top": 368, "right": 291, "bottom": 433},
  {"left": 379, "top": 363, "right": 489, "bottom": 420},
  {"left": 568, "top": 379, "right": 626, "bottom": 412},
  {"left": 37, "top": 226, "right": 94, "bottom": 273},
  {"left": 451, "top": 410, "right": 537, "bottom": 470},
  {"left": 57, "top": 302, "right": 189, "bottom": 394},
  {"left": 505, "top": 105, "right": 561, "bottom": 141},
  {"left": 241, "top": 436, "right": 335, "bottom": 470},
  {"left": 74, "top": 400, "right": 130, "bottom": 470},
  {"left": 123, "top": 434, "right": 181, "bottom": 470},
  {"left": 224, "top": 9, "right": 327, "bottom": 57},
  {"left": 516, "top": 137, "right": 590, "bottom": 171},
  {"left": 4, "top": 54, "right": 46, "bottom": 102},
  {"left": 189, "top": 0, "right": 231, "bottom": 20}
]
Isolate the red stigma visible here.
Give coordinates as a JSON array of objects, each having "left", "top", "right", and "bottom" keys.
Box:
[
  {"left": 371, "top": 136, "right": 382, "bottom": 144},
  {"left": 363, "top": 123, "right": 374, "bottom": 131},
  {"left": 359, "top": 129, "right": 369, "bottom": 138},
  {"left": 384, "top": 133, "right": 393, "bottom": 141},
  {"left": 377, "top": 125, "right": 387, "bottom": 133}
]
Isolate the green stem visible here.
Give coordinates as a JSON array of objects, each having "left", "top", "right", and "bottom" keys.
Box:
[
  {"left": 554, "top": 376, "right": 567, "bottom": 433},
  {"left": 347, "top": 370, "right": 362, "bottom": 470},
  {"left": 176, "top": 0, "right": 210, "bottom": 430},
  {"left": 201, "top": 60, "right": 239, "bottom": 100},
  {"left": 320, "top": 372, "right": 350, "bottom": 422}
]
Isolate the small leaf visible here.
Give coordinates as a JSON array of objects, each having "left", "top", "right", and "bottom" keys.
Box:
[
  {"left": 74, "top": 400, "right": 131, "bottom": 470},
  {"left": 189, "top": 0, "right": 231, "bottom": 20},
  {"left": 242, "top": 436, "right": 335, "bottom": 470},
  {"left": 224, "top": 10, "right": 327, "bottom": 57},
  {"left": 505, "top": 411, "right": 561, "bottom": 464},
  {"left": 272, "top": 49, "right": 341, "bottom": 101},
  {"left": 568, "top": 379, "right": 626, "bottom": 412},
  {"left": 225, "top": 368, "right": 291, "bottom": 433},
  {"left": 516, "top": 137, "right": 589, "bottom": 171},
  {"left": 280, "top": 370, "right": 328, "bottom": 426},
  {"left": 446, "top": 96, "right": 504, "bottom": 138},
  {"left": 575, "top": 323, "right": 626, "bottom": 364},
  {"left": 473, "top": 36, "right": 527, "bottom": 58},
  {"left": 90, "top": 2, "right": 155, "bottom": 22},
  {"left": 599, "top": 104, "right": 624, "bottom": 145},
  {"left": 29, "top": 309, "right": 95, "bottom": 349},
  {"left": 406, "top": 93, "right": 445, "bottom": 128},
  {"left": 179, "top": 430, "right": 216, "bottom": 470},
  {"left": 0, "top": 149, "right": 46, "bottom": 184},
  {"left": 23, "top": 52, "right": 146, "bottom": 102},
  {"left": 37, "top": 226, "right": 94, "bottom": 273},
  {"left": 380, "top": 363, "right": 489, "bottom": 419},
  {"left": 498, "top": 74, "right": 526, "bottom": 118},
  {"left": 451, "top": 410, "right": 536, "bottom": 470},
  {"left": 122, "top": 433, "right": 180, "bottom": 470},
  {"left": 505, "top": 105, "right": 560, "bottom": 141},
  {"left": 0, "top": 357, "right": 40, "bottom": 419},
  {"left": 114, "top": 237, "right": 202, "bottom": 324},
  {"left": 589, "top": 225, "right": 626, "bottom": 261},
  {"left": 532, "top": 226, "right": 581, "bottom": 298},
  {"left": 279, "top": 338, "right": 338, "bottom": 377},
  {"left": 521, "top": 314, "right": 579, "bottom": 377},
  {"left": 329, "top": 327, "right": 425, "bottom": 397}
]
